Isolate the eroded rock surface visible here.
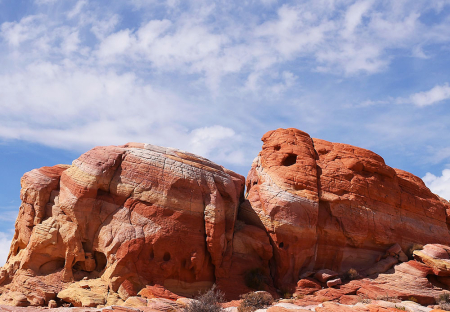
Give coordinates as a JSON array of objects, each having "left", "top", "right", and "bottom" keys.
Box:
[
  {"left": 2, "top": 128, "right": 450, "bottom": 308},
  {"left": 0, "top": 143, "right": 244, "bottom": 306},
  {"left": 244, "top": 128, "right": 450, "bottom": 288}
]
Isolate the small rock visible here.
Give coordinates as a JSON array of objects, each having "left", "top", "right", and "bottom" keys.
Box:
[
  {"left": 398, "top": 250, "right": 409, "bottom": 262},
  {"left": 314, "top": 269, "right": 339, "bottom": 283},
  {"left": 48, "top": 300, "right": 57, "bottom": 308},
  {"left": 326, "top": 278, "right": 342, "bottom": 288},
  {"left": 387, "top": 243, "right": 402, "bottom": 256}
]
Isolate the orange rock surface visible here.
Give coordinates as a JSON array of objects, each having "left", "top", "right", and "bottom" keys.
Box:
[
  {"left": 2, "top": 128, "right": 450, "bottom": 308},
  {"left": 0, "top": 143, "right": 244, "bottom": 306},
  {"left": 244, "top": 128, "right": 450, "bottom": 288}
]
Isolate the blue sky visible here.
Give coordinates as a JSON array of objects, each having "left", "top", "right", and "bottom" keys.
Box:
[{"left": 1, "top": 0, "right": 450, "bottom": 264}]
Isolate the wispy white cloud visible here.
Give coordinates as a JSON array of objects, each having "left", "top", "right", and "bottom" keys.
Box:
[
  {"left": 361, "top": 83, "right": 450, "bottom": 107},
  {"left": 1, "top": 0, "right": 450, "bottom": 169},
  {"left": 423, "top": 169, "right": 450, "bottom": 200},
  {"left": 406, "top": 83, "right": 450, "bottom": 107}
]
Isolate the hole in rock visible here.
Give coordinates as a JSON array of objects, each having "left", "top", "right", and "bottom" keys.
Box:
[
  {"left": 278, "top": 242, "right": 284, "bottom": 249},
  {"left": 274, "top": 145, "right": 281, "bottom": 151},
  {"left": 94, "top": 251, "right": 107, "bottom": 272},
  {"left": 14, "top": 245, "right": 23, "bottom": 257},
  {"left": 282, "top": 154, "right": 297, "bottom": 166},
  {"left": 149, "top": 249, "right": 155, "bottom": 260},
  {"left": 163, "top": 252, "right": 171, "bottom": 261},
  {"left": 39, "top": 258, "right": 65, "bottom": 275}
]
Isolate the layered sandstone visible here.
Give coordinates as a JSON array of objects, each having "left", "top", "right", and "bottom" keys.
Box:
[
  {"left": 2, "top": 128, "right": 450, "bottom": 308},
  {"left": 244, "top": 128, "right": 450, "bottom": 288},
  {"left": 0, "top": 143, "right": 244, "bottom": 306}
]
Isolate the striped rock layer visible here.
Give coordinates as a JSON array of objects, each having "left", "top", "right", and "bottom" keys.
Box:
[
  {"left": 243, "top": 128, "right": 450, "bottom": 288},
  {"left": 1, "top": 128, "right": 450, "bottom": 306},
  {"left": 0, "top": 143, "right": 244, "bottom": 300}
]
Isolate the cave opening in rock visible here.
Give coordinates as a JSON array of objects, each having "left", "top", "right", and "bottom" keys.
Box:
[
  {"left": 163, "top": 252, "right": 171, "bottom": 261},
  {"left": 278, "top": 242, "right": 284, "bottom": 248},
  {"left": 274, "top": 145, "right": 281, "bottom": 151},
  {"left": 282, "top": 154, "right": 297, "bottom": 166},
  {"left": 94, "top": 251, "right": 107, "bottom": 272}
]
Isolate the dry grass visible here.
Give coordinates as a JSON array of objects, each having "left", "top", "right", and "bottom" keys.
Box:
[
  {"left": 343, "top": 268, "right": 359, "bottom": 280},
  {"left": 237, "top": 291, "right": 273, "bottom": 312},
  {"left": 183, "top": 285, "right": 225, "bottom": 312}
]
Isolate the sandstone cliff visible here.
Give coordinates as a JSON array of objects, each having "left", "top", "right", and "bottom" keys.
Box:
[
  {"left": 0, "top": 143, "right": 244, "bottom": 305},
  {"left": 243, "top": 128, "right": 450, "bottom": 289},
  {"left": 1, "top": 128, "right": 450, "bottom": 308}
]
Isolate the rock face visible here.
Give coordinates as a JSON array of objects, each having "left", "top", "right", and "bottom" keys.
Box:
[
  {"left": 2, "top": 128, "right": 450, "bottom": 307},
  {"left": 244, "top": 128, "right": 450, "bottom": 288},
  {"left": 0, "top": 143, "right": 244, "bottom": 305}
]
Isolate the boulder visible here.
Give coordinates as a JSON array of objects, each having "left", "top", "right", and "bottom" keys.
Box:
[
  {"left": 138, "top": 284, "right": 180, "bottom": 300},
  {"left": 414, "top": 245, "right": 450, "bottom": 276},
  {"left": 122, "top": 296, "right": 147, "bottom": 307},
  {"left": 0, "top": 143, "right": 245, "bottom": 301},
  {"left": 294, "top": 278, "right": 321, "bottom": 296},
  {"left": 244, "top": 128, "right": 450, "bottom": 287},
  {"left": 57, "top": 287, "right": 106, "bottom": 307}
]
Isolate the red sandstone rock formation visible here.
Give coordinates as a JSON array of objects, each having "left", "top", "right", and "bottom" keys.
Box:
[
  {"left": 243, "top": 128, "right": 450, "bottom": 289},
  {"left": 1, "top": 128, "right": 450, "bottom": 308},
  {"left": 0, "top": 143, "right": 244, "bottom": 306}
]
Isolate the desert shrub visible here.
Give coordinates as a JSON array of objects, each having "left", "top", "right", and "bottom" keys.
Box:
[
  {"left": 438, "top": 292, "right": 450, "bottom": 303},
  {"left": 277, "top": 286, "right": 294, "bottom": 299},
  {"left": 407, "top": 244, "right": 423, "bottom": 259},
  {"left": 238, "top": 291, "right": 273, "bottom": 312},
  {"left": 343, "top": 268, "right": 359, "bottom": 280},
  {"left": 440, "top": 302, "right": 450, "bottom": 311},
  {"left": 293, "top": 293, "right": 304, "bottom": 300},
  {"left": 376, "top": 295, "right": 399, "bottom": 302},
  {"left": 183, "top": 285, "right": 225, "bottom": 312},
  {"left": 244, "top": 268, "right": 266, "bottom": 290},
  {"left": 407, "top": 296, "right": 418, "bottom": 303},
  {"left": 394, "top": 305, "right": 406, "bottom": 311}
]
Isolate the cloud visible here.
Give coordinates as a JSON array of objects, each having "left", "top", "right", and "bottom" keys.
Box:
[
  {"left": 362, "top": 83, "right": 450, "bottom": 108},
  {"left": 189, "top": 125, "right": 245, "bottom": 165},
  {"left": 407, "top": 83, "right": 450, "bottom": 107},
  {"left": 34, "top": 0, "right": 58, "bottom": 4},
  {"left": 0, "top": 209, "right": 19, "bottom": 222},
  {"left": 0, "top": 231, "right": 12, "bottom": 266},
  {"left": 1, "top": 0, "right": 450, "bottom": 170},
  {"left": 67, "top": 0, "right": 88, "bottom": 19},
  {"left": 423, "top": 169, "right": 450, "bottom": 200}
]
